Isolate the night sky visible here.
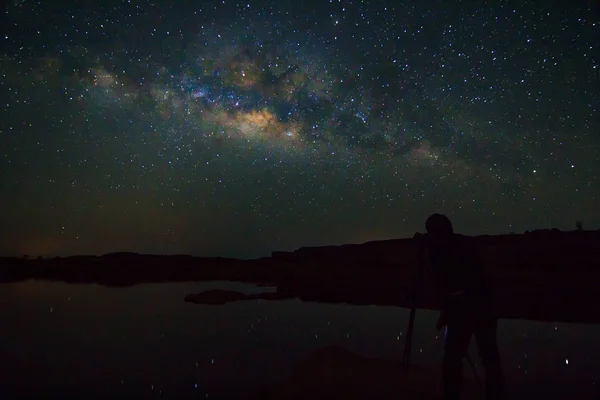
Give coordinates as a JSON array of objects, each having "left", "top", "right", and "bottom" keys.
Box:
[{"left": 0, "top": 0, "right": 598, "bottom": 258}]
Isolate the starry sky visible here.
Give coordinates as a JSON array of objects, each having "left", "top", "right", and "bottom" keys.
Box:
[{"left": 0, "top": 0, "right": 598, "bottom": 258}]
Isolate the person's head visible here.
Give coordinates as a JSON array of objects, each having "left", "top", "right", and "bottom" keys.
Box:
[{"left": 425, "top": 213, "right": 454, "bottom": 238}]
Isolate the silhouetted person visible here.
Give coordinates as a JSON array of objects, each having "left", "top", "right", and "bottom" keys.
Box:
[{"left": 424, "top": 213, "right": 504, "bottom": 400}]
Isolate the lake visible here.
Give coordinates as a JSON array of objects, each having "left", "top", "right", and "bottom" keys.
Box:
[{"left": 1, "top": 281, "right": 599, "bottom": 399}]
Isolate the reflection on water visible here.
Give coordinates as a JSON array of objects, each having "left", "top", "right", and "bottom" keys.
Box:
[{"left": 1, "top": 281, "right": 599, "bottom": 399}]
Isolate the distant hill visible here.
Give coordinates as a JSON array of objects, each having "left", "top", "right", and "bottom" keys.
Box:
[{"left": 2, "top": 228, "right": 600, "bottom": 323}]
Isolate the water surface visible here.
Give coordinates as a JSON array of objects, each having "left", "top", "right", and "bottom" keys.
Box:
[{"left": 1, "top": 281, "right": 599, "bottom": 399}]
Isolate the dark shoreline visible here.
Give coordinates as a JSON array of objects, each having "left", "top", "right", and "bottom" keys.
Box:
[{"left": 2, "top": 228, "right": 600, "bottom": 324}]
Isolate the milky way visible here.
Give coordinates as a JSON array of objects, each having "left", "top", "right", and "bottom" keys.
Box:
[{"left": 0, "top": 0, "right": 598, "bottom": 257}]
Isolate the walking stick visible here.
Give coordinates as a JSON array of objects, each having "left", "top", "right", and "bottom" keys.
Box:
[{"left": 402, "top": 232, "right": 425, "bottom": 371}]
